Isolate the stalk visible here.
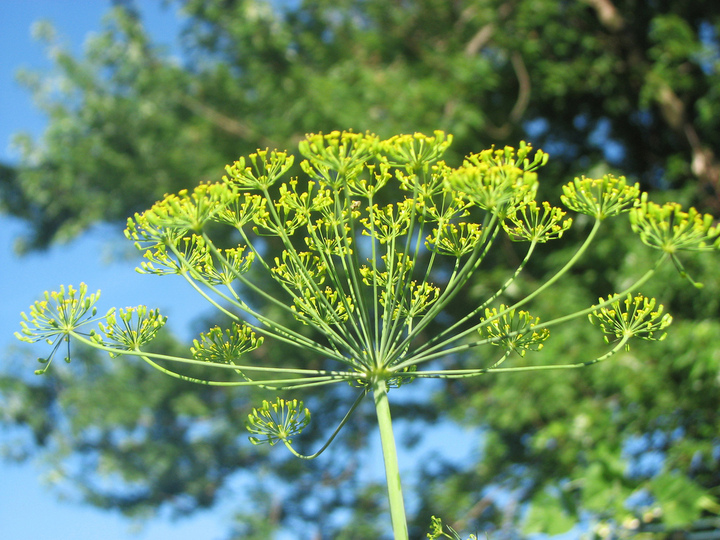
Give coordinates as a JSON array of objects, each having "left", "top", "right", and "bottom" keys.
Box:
[{"left": 373, "top": 377, "right": 409, "bottom": 540}]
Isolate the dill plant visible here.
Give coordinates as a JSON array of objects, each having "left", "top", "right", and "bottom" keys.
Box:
[{"left": 17, "top": 131, "right": 720, "bottom": 539}]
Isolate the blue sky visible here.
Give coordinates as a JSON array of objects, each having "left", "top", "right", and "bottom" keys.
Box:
[{"left": 0, "top": 2, "right": 233, "bottom": 539}]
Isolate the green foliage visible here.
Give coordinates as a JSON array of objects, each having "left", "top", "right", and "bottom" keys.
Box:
[
  {"left": 6, "top": 0, "right": 719, "bottom": 250},
  {"left": 5, "top": 1, "right": 720, "bottom": 538},
  {"left": 523, "top": 491, "right": 576, "bottom": 536}
]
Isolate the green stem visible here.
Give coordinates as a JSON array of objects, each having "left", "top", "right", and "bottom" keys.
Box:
[
  {"left": 391, "top": 250, "right": 667, "bottom": 372},
  {"left": 284, "top": 388, "right": 368, "bottom": 459},
  {"left": 411, "top": 335, "right": 630, "bottom": 378},
  {"left": 373, "top": 378, "right": 408, "bottom": 540},
  {"left": 397, "top": 218, "right": 602, "bottom": 367},
  {"left": 70, "top": 331, "right": 359, "bottom": 377}
]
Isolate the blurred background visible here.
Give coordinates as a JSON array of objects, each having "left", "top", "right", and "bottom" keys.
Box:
[{"left": 1, "top": 1, "right": 719, "bottom": 539}]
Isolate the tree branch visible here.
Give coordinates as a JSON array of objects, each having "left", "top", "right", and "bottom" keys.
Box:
[
  {"left": 581, "top": 0, "right": 625, "bottom": 32},
  {"left": 586, "top": 0, "right": 719, "bottom": 210},
  {"left": 178, "top": 94, "right": 277, "bottom": 148},
  {"left": 656, "top": 83, "right": 720, "bottom": 211}
]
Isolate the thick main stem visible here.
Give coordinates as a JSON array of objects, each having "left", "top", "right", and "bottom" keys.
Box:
[{"left": 373, "top": 378, "right": 409, "bottom": 540}]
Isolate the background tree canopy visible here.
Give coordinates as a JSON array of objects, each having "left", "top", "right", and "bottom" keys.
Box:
[{"left": 2, "top": 0, "right": 719, "bottom": 538}]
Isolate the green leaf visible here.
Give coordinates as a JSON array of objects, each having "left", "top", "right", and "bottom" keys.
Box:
[
  {"left": 523, "top": 491, "right": 576, "bottom": 535},
  {"left": 649, "top": 472, "right": 713, "bottom": 527}
]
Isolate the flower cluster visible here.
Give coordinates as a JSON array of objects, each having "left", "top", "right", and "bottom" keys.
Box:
[
  {"left": 503, "top": 201, "right": 573, "bottom": 243},
  {"left": 20, "top": 130, "right": 719, "bottom": 394},
  {"left": 480, "top": 305, "right": 550, "bottom": 357},
  {"left": 630, "top": 193, "right": 720, "bottom": 253},
  {"left": 95, "top": 306, "right": 167, "bottom": 356},
  {"left": 589, "top": 294, "right": 673, "bottom": 350},
  {"left": 427, "top": 516, "right": 478, "bottom": 540},
  {"left": 191, "top": 323, "right": 263, "bottom": 365},
  {"left": 17, "top": 130, "right": 719, "bottom": 540},
  {"left": 16, "top": 283, "right": 104, "bottom": 374},
  {"left": 16, "top": 283, "right": 100, "bottom": 343},
  {"left": 246, "top": 398, "right": 311, "bottom": 446},
  {"left": 561, "top": 175, "right": 640, "bottom": 220}
]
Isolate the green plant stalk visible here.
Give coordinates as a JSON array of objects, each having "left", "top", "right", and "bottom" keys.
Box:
[
  {"left": 284, "top": 388, "right": 368, "bottom": 460},
  {"left": 373, "top": 377, "right": 409, "bottom": 540},
  {"left": 69, "top": 331, "right": 358, "bottom": 383}
]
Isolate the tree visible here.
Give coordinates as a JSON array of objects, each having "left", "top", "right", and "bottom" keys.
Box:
[{"left": 3, "top": 0, "right": 720, "bottom": 537}]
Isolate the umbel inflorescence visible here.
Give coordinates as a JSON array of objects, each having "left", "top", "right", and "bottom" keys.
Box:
[{"left": 16, "top": 131, "right": 720, "bottom": 539}]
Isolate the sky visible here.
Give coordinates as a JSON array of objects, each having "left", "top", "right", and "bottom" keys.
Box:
[{"left": 0, "top": 2, "right": 234, "bottom": 539}]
